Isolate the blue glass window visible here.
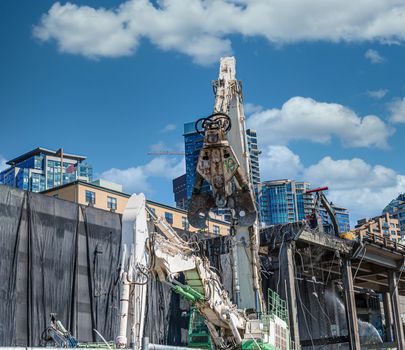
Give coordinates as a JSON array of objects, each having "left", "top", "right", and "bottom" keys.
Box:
[
  {"left": 165, "top": 212, "right": 173, "bottom": 224},
  {"left": 85, "top": 190, "right": 96, "bottom": 204}
]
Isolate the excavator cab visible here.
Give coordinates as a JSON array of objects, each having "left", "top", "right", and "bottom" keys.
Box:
[{"left": 187, "top": 112, "right": 257, "bottom": 229}]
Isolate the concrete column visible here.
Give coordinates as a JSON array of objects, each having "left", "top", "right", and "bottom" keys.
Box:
[
  {"left": 341, "top": 259, "right": 361, "bottom": 350},
  {"left": 331, "top": 282, "right": 341, "bottom": 337},
  {"left": 383, "top": 292, "right": 394, "bottom": 342},
  {"left": 389, "top": 271, "right": 405, "bottom": 350},
  {"left": 279, "top": 242, "right": 300, "bottom": 349}
]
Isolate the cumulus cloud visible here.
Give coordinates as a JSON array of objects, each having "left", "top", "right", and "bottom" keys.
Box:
[
  {"left": 34, "top": 1, "right": 405, "bottom": 64},
  {"left": 0, "top": 156, "right": 7, "bottom": 172},
  {"left": 161, "top": 123, "right": 177, "bottom": 133},
  {"left": 244, "top": 103, "right": 263, "bottom": 115},
  {"left": 302, "top": 156, "right": 404, "bottom": 220},
  {"left": 247, "top": 96, "right": 392, "bottom": 149},
  {"left": 364, "top": 49, "right": 385, "bottom": 63},
  {"left": 367, "top": 89, "right": 388, "bottom": 99},
  {"left": 260, "top": 145, "right": 303, "bottom": 180},
  {"left": 101, "top": 156, "right": 184, "bottom": 194},
  {"left": 259, "top": 146, "right": 404, "bottom": 221},
  {"left": 389, "top": 97, "right": 405, "bottom": 123},
  {"left": 303, "top": 157, "right": 398, "bottom": 190}
]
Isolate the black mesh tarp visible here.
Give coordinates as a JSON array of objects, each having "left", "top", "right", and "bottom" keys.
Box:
[
  {"left": 0, "top": 186, "right": 26, "bottom": 344},
  {"left": 27, "top": 192, "right": 78, "bottom": 346},
  {"left": 0, "top": 185, "right": 195, "bottom": 346},
  {"left": 144, "top": 277, "right": 173, "bottom": 344},
  {"left": 82, "top": 206, "right": 121, "bottom": 341},
  {"left": 0, "top": 186, "right": 123, "bottom": 346}
]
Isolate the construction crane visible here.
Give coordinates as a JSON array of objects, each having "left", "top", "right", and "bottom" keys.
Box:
[{"left": 147, "top": 151, "right": 185, "bottom": 156}]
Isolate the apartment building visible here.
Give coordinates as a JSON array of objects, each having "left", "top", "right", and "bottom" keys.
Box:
[
  {"left": 43, "top": 179, "right": 230, "bottom": 236},
  {"left": 0, "top": 147, "right": 92, "bottom": 192},
  {"left": 354, "top": 213, "right": 401, "bottom": 241}
]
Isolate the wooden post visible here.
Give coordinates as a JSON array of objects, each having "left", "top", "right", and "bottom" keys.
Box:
[
  {"left": 279, "top": 242, "right": 301, "bottom": 349},
  {"left": 389, "top": 270, "right": 405, "bottom": 350},
  {"left": 341, "top": 259, "right": 361, "bottom": 350}
]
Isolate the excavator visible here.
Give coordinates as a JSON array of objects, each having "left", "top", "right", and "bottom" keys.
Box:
[
  {"left": 41, "top": 57, "right": 292, "bottom": 350},
  {"left": 115, "top": 57, "right": 293, "bottom": 350},
  {"left": 305, "top": 186, "right": 354, "bottom": 240}
]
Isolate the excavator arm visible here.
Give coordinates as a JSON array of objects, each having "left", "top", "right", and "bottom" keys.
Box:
[{"left": 117, "top": 194, "right": 249, "bottom": 349}]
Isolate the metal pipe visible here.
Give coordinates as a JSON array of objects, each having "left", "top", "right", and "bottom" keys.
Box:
[
  {"left": 249, "top": 225, "right": 263, "bottom": 314},
  {"left": 230, "top": 237, "right": 241, "bottom": 307},
  {"left": 116, "top": 272, "right": 130, "bottom": 348},
  {"left": 142, "top": 337, "right": 149, "bottom": 350},
  {"left": 148, "top": 344, "right": 204, "bottom": 350}
]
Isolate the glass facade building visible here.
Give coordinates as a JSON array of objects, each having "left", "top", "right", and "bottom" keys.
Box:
[
  {"left": 0, "top": 147, "right": 93, "bottom": 193},
  {"left": 184, "top": 121, "right": 210, "bottom": 201},
  {"left": 246, "top": 129, "right": 261, "bottom": 212},
  {"left": 383, "top": 193, "right": 405, "bottom": 236},
  {"left": 260, "top": 180, "right": 311, "bottom": 226},
  {"left": 319, "top": 204, "right": 351, "bottom": 233},
  {"left": 172, "top": 174, "right": 188, "bottom": 210},
  {"left": 261, "top": 179, "right": 350, "bottom": 230}
]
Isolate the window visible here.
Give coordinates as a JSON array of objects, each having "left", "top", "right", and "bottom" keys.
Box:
[
  {"left": 107, "top": 196, "right": 117, "bottom": 210},
  {"left": 165, "top": 212, "right": 173, "bottom": 224},
  {"left": 182, "top": 216, "right": 189, "bottom": 230},
  {"left": 213, "top": 225, "right": 220, "bottom": 235},
  {"left": 85, "top": 190, "right": 96, "bottom": 205}
]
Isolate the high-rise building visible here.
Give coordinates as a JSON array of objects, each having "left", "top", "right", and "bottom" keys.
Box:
[
  {"left": 0, "top": 147, "right": 93, "bottom": 192},
  {"left": 319, "top": 203, "right": 351, "bottom": 233},
  {"left": 354, "top": 213, "right": 401, "bottom": 242},
  {"left": 383, "top": 193, "right": 405, "bottom": 235},
  {"left": 172, "top": 174, "right": 187, "bottom": 210},
  {"left": 260, "top": 179, "right": 350, "bottom": 230},
  {"left": 183, "top": 121, "right": 209, "bottom": 201},
  {"left": 260, "top": 179, "right": 311, "bottom": 226},
  {"left": 246, "top": 129, "right": 261, "bottom": 200}
]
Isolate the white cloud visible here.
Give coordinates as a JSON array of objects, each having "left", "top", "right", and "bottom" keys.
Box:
[
  {"left": 101, "top": 156, "right": 184, "bottom": 194},
  {"left": 0, "top": 156, "right": 7, "bottom": 172},
  {"left": 247, "top": 96, "right": 392, "bottom": 149},
  {"left": 304, "top": 157, "right": 398, "bottom": 190},
  {"left": 260, "top": 146, "right": 404, "bottom": 221},
  {"left": 302, "top": 156, "right": 404, "bottom": 220},
  {"left": 149, "top": 141, "right": 167, "bottom": 152},
  {"left": 34, "top": 1, "right": 405, "bottom": 65},
  {"left": 244, "top": 103, "right": 263, "bottom": 115},
  {"left": 389, "top": 97, "right": 405, "bottom": 123},
  {"left": 364, "top": 49, "right": 385, "bottom": 64},
  {"left": 161, "top": 123, "right": 177, "bottom": 133},
  {"left": 366, "top": 89, "right": 388, "bottom": 99},
  {"left": 260, "top": 145, "right": 303, "bottom": 180}
]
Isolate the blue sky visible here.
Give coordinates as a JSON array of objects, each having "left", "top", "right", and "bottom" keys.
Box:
[{"left": 1, "top": 0, "right": 405, "bottom": 223}]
